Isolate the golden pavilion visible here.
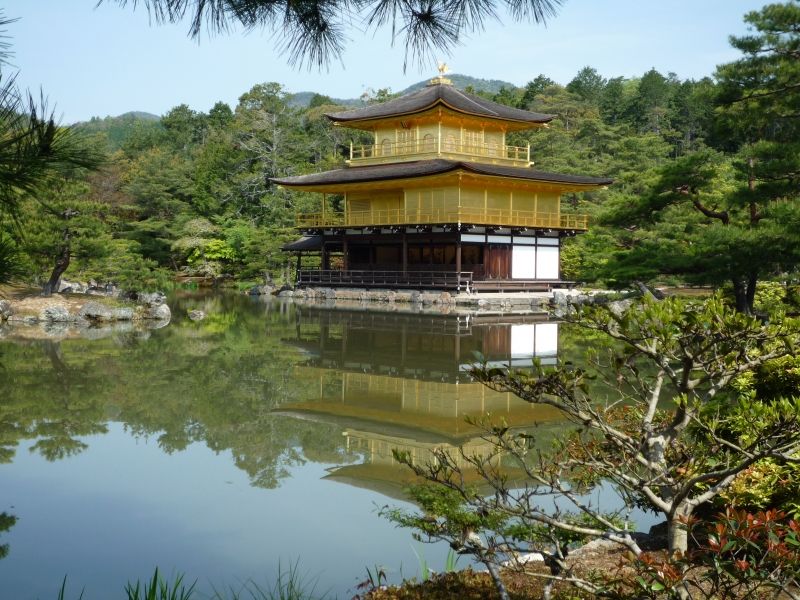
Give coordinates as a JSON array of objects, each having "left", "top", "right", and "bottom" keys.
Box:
[{"left": 275, "top": 70, "right": 611, "bottom": 292}]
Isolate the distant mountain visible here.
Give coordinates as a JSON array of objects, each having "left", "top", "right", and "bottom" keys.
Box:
[
  {"left": 119, "top": 111, "right": 160, "bottom": 121},
  {"left": 399, "top": 74, "right": 517, "bottom": 95},
  {"left": 74, "top": 111, "right": 163, "bottom": 151},
  {"left": 74, "top": 111, "right": 160, "bottom": 126},
  {"left": 287, "top": 91, "right": 354, "bottom": 108},
  {"left": 288, "top": 74, "right": 519, "bottom": 108}
]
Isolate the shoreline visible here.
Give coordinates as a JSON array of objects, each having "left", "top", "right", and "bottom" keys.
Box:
[
  {"left": 265, "top": 286, "right": 626, "bottom": 316},
  {"left": 0, "top": 292, "right": 172, "bottom": 340}
]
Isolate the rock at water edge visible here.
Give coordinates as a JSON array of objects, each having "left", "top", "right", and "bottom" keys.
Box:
[
  {"left": 40, "top": 305, "right": 72, "bottom": 322},
  {"left": 0, "top": 300, "right": 12, "bottom": 321},
  {"left": 111, "top": 307, "right": 135, "bottom": 321},
  {"left": 78, "top": 302, "right": 114, "bottom": 321},
  {"left": 144, "top": 303, "right": 171, "bottom": 321}
]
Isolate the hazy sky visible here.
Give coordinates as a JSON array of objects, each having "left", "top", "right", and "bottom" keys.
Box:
[{"left": 4, "top": 0, "right": 768, "bottom": 123}]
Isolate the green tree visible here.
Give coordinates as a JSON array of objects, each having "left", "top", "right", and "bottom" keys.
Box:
[
  {"left": 0, "top": 13, "right": 102, "bottom": 283},
  {"left": 518, "top": 74, "right": 556, "bottom": 108},
  {"left": 228, "top": 83, "right": 315, "bottom": 222},
  {"left": 307, "top": 93, "right": 334, "bottom": 108},
  {"left": 566, "top": 66, "right": 606, "bottom": 103},
  {"left": 207, "top": 101, "right": 234, "bottom": 130},
  {"left": 161, "top": 103, "right": 208, "bottom": 150},
  {"left": 492, "top": 85, "right": 520, "bottom": 107},
  {"left": 387, "top": 296, "right": 800, "bottom": 599},
  {"left": 15, "top": 181, "right": 111, "bottom": 290},
  {"left": 629, "top": 68, "right": 674, "bottom": 133},
  {"left": 123, "top": 147, "right": 193, "bottom": 219},
  {"left": 600, "top": 3, "right": 800, "bottom": 312}
]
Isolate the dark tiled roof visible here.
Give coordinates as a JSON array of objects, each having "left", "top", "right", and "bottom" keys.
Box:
[
  {"left": 272, "top": 159, "right": 613, "bottom": 187},
  {"left": 282, "top": 235, "right": 323, "bottom": 251},
  {"left": 326, "top": 84, "right": 554, "bottom": 125}
]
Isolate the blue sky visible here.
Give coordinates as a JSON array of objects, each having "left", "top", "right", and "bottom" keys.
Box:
[{"left": 5, "top": 0, "right": 769, "bottom": 123}]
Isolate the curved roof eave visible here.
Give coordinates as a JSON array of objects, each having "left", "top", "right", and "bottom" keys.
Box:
[
  {"left": 271, "top": 159, "right": 613, "bottom": 189},
  {"left": 326, "top": 99, "right": 555, "bottom": 127},
  {"left": 325, "top": 84, "right": 554, "bottom": 127}
]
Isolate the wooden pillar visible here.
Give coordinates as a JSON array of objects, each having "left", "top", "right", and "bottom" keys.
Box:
[
  {"left": 321, "top": 243, "right": 329, "bottom": 271},
  {"left": 456, "top": 241, "right": 462, "bottom": 291},
  {"left": 402, "top": 232, "right": 408, "bottom": 274},
  {"left": 342, "top": 236, "right": 348, "bottom": 272},
  {"left": 295, "top": 252, "right": 301, "bottom": 282}
]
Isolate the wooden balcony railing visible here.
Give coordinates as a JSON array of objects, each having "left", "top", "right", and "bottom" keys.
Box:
[
  {"left": 295, "top": 208, "right": 588, "bottom": 230},
  {"left": 349, "top": 138, "right": 530, "bottom": 165},
  {"left": 297, "top": 269, "right": 474, "bottom": 292}
]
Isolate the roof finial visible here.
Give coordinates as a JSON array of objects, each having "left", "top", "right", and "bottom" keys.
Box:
[{"left": 428, "top": 62, "right": 453, "bottom": 86}]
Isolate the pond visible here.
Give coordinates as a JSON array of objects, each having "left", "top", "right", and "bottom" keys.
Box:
[{"left": 0, "top": 292, "right": 626, "bottom": 599}]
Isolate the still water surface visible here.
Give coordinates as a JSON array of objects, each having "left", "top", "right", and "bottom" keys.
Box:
[{"left": 0, "top": 293, "right": 602, "bottom": 599}]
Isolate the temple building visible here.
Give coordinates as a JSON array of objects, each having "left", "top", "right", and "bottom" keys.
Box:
[{"left": 275, "top": 71, "right": 612, "bottom": 292}]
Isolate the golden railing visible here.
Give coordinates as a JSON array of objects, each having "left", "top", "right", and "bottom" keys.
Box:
[
  {"left": 295, "top": 208, "right": 588, "bottom": 230},
  {"left": 349, "top": 138, "right": 530, "bottom": 164}
]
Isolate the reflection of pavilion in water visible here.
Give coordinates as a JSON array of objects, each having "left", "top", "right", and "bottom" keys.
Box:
[{"left": 280, "top": 309, "right": 562, "bottom": 497}]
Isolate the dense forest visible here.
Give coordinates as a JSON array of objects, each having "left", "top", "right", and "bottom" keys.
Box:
[{"left": 1, "top": 3, "right": 797, "bottom": 314}]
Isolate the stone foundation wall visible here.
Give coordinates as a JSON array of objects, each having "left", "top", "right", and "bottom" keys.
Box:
[{"left": 276, "top": 287, "right": 552, "bottom": 314}]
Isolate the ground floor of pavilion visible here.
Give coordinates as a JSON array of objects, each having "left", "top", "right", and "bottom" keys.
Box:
[{"left": 284, "top": 227, "right": 574, "bottom": 292}]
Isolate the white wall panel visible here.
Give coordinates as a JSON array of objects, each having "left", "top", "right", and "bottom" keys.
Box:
[
  {"left": 512, "top": 246, "right": 536, "bottom": 279},
  {"left": 536, "top": 246, "right": 559, "bottom": 279}
]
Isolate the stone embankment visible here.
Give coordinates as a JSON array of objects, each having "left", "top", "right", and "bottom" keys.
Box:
[
  {"left": 275, "top": 287, "right": 550, "bottom": 314},
  {"left": 0, "top": 285, "right": 171, "bottom": 340},
  {"left": 249, "top": 284, "right": 641, "bottom": 315}
]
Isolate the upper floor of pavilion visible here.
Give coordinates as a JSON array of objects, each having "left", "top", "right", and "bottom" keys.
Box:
[{"left": 326, "top": 74, "right": 554, "bottom": 168}]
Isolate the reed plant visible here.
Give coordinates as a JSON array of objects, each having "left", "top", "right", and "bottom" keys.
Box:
[
  {"left": 51, "top": 562, "right": 327, "bottom": 600},
  {"left": 124, "top": 568, "right": 195, "bottom": 600},
  {"left": 209, "top": 560, "right": 329, "bottom": 600},
  {"left": 56, "top": 576, "right": 84, "bottom": 600}
]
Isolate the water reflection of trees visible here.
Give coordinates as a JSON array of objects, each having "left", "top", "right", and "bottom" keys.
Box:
[
  {"left": 0, "top": 296, "right": 588, "bottom": 497},
  {"left": 0, "top": 511, "right": 16, "bottom": 560},
  {"left": 0, "top": 295, "right": 353, "bottom": 489}
]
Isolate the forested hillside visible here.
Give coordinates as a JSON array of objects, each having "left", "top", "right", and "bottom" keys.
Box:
[
  {"left": 1, "top": 3, "right": 797, "bottom": 306},
  {"left": 287, "top": 74, "right": 515, "bottom": 107}
]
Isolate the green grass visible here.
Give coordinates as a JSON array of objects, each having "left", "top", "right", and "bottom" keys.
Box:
[
  {"left": 56, "top": 576, "right": 84, "bottom": 600},
  {"left": 52, "top": 563, "right": 327, "bottom": 600},
  {"left": 125, "top": 568, "right": 195, "bottom": 600},
  {"left": 210, "top": 560, "right": 329, "bottom": 600}
]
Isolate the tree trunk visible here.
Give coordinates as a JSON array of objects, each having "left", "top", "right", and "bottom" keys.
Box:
[
  {"left": 483, "top": 560, "right": 510, "bottom": 600},
  {"left": 42, "top": 230, "right": 71, "bottom": 296},
  {"left": 746, "top": 271, "right": 758, "bottom": 314},
  {"left": 668, "top": 513, "right": 690, "bottom": 556},
  {"left": 731, "top": 273, "right": 758, "bottom": 314},
  {"left": 668, "top": 504, "right": 694, "bottom": 600}
]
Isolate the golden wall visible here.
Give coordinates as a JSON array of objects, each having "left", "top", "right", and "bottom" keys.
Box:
[
  {"left": 346, "top": 186, "right": 562, "bottom": 218},
  {"left": 404, "top": 186, "right": 460, "bottom": 213},
  {"left": 347, "top": 190, "right": 403, "bottom": 214},
  {"left": 372, "top": 124, "right": 506, "bottom": 152}
]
